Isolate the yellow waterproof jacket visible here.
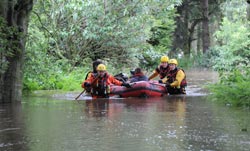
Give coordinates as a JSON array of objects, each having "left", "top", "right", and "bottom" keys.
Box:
[{"left": 170, "top": 69, "right": 185, "bottom": 88}]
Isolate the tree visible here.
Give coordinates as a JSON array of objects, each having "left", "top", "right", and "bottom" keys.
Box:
[
  {"left": 171, "top": 0, "right": 224, "bottom": 56},
  {"left": 212, "top": 0, "right": 250, "bottom": 71},
  {"left": 171, "top": 0, "right": 190, "bottom": 56},
  {"left": 247, "top": 0, "right": 250, "bottom": 21},
  {"left": 27, "top": 0, "right": 182, "bottom": 71},
  {"left": 201, "top": 0, "right": 210, "bottom": 53},
  {"left": 0, "top": 0, "right": 33, "bottom": 103}
]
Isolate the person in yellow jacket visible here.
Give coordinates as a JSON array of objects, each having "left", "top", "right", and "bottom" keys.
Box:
[
  {"left": 148, "top": 55, "right": 170, "bottom": 82},
  {"left": 165, "top": 59, "right": 187, "bottom": 95}
]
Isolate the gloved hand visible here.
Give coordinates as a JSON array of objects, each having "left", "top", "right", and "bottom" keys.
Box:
[
  {"left": 165, "top": 82, "right": 171, "bottom": 87},
  {"left": 84, "top": 82, "right": 91, "bottom": 87},
  {"left": 122, "top": 83, "right": 132, "bottom": 88},
  {"left": 158, "top": 80, "right": 163, "bottom": 83}
]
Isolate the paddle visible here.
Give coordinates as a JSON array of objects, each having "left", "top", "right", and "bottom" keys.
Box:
[
  {"left": 75, "top": 89, "right": 86, "bottom": 100},
  {"left": 75, "top": 74, "right": 100, "bottom": 100}
]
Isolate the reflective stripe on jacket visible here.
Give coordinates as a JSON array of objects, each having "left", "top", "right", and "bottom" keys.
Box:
[{"left": 83, "top": 73, "right": 123, "bottom": 97}]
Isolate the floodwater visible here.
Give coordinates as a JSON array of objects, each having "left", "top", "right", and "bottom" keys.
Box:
[{"left": 0, "top": 69, "right": 249, "bottom": 151}]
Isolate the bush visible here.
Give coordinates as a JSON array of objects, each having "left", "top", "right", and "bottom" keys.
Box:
[{"left": 207, "top": 69, "right": 250, "bottom": 107}]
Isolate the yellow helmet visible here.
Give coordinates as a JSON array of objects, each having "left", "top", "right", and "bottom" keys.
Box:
[
  {"left": 160, "top": 56, "right": 169, "bottom": 63},
  {"left": 168, "top": 59, "right": 178, "bottom": 65},
  {"left": 97, "top": 64, "right": 106, "bottom": 71}
]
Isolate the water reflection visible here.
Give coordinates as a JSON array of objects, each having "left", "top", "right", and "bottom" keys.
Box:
[
  {"left": 0, "top": 96, "right": 249, "bottom": 151},
  {"left": 80, "top": 97, "right": 189, "bottom": 151},
  {"left": 0, "top": 103, "right": 28, "bottom": 151},
  {"left": 85, "top": 99, "right": 110, "bottom": 117},
  {"left": 84, "top": 96, "right": 187, "bottom": 118},
  {"left": 122, "top": 96, "right": 187, "bottom": 113}
]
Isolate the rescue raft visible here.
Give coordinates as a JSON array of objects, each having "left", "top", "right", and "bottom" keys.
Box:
[{"left": 110, "top": 81, "right": 167, "bottom": 98}]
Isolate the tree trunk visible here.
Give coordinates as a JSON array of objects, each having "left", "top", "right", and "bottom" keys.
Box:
[
  {"left": 201, "top": 0, "right": 210, "bottom": 53},
  {"left": 171, "top": 0, "right": 190, "bottom": 57},
  {"left": 197, "top": 23, "right": 202, "bottom": 55},
  {"left": 0, "top": 0, "right": 33, "bottom": 103},
  {"left": 247, "top": 0, "right": 250, "bottom": 21}
]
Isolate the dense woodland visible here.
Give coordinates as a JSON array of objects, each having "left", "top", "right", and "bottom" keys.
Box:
[{"left": 0, "top": 0, "right": 249, "bottom": 107}]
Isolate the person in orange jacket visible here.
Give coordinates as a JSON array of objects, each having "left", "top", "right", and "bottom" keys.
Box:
[
  {"left": 148, "top": 55, "right": 170, "bottom": 83},
  {"left": 83, "top": 59, "right": 103, "bottom": 94},
  {"left": 82, "top": 64, "right": 131, "bottom": 98},
  {"left": 84, "top": 59, "right": 103, "bottom": 80}
]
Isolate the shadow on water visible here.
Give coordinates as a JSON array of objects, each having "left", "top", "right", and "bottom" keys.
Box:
[{"left": 0, "top": 69, "right": 249, "bottom": 151}]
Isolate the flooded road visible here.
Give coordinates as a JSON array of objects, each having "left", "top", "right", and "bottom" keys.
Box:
[{"left": 0, "top": 69, "right": 249, "bottom": 151}]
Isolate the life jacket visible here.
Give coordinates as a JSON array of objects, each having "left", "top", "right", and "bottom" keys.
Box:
[
  {"left": 156, "top": 65, "right": 170, "bottom": 79},
  {"left": 91, "top": 73, "right": 110, "bottom": 98},
  {"left": 85, "top": 71, "right": 91, "bottom": 80},
  {"left": 84, "top": 72, "right": 97, "bottom": 93},
  {"left": 85, "top": 71, "right": 99, "bottom": 80},
  {"left": 167, "top": 68, "right": 187, "bottom": 88}
]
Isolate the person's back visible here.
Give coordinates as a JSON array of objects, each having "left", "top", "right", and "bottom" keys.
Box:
[{"left": 129, "top": 68, "right": 148, "bottom": 83}]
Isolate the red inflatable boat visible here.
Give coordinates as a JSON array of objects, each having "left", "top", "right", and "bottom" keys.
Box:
[{"left": 110, "top": 81, "right": 167, "bottom": 98}]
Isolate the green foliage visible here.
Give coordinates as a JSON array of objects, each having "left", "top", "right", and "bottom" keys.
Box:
[
  {"left": 29, "top": 0, "right": 182, "bottom": 70},
  {"left": 57, "top": 68, "right": 88, "bottom": 91},
  {"left": 210, "top": 0, "right": 250, "bottom": 71},
  {"left": 0, "top": 18, "right": 9, "bottom": 74},
  {"left": 23, "top": 63, "right": 89, "bottom": 91},
  {"left": 136, "top": 46, "right": 163, "bottom": 70},
  {"left": 194, "top": 0, "right": 249, "bottom": 71},
  {"left": 192, "top": 7, "right": 250, "bottom": 71},
  {"left": 207, "top": 69, "right": 250, "bottom": 107},
  {"left": 205, "top": 0, "right": 250, "bottom": 108},
  {"left": 24, "top": 26, "right": 90, "bottom": 92},
  {"left": 178, "top": 56, "right": 196, "bottom": 69},
  {"left": 0, "top": 17, "right": 20, "bottom": 74},
  {"left": 130, "top": 5, "right": 178, "bottom": 71},
  {"left": 212, "top": 18, "right": 250, "bottom": 71},
  {"left": 193, "top": 48, "right": 220, "bottom": 68},
  {"left": 146, "top": 6, "right": 177, "bottom": 60},
  {"left": 23, "top": 0, "right": 182, "bottom": 92},
  {"left": 147, "top": 10, "right": 177, "bottom": 51},
  {"left": 30, "top": 0, "right": 149, "bottom": 68}
]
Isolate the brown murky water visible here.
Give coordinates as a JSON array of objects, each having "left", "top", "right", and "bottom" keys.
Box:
[{"left": 0, "top": 69, "right": 249, "bottom": 151}]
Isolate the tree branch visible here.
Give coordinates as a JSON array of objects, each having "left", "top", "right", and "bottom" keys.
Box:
[{"left": 32, "top": 11, "right": 54, "bottom": 38}]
